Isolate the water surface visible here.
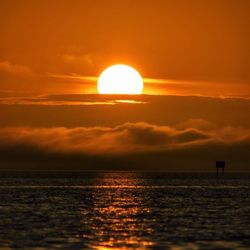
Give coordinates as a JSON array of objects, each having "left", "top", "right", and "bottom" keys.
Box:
[{"left": 0, "top": 172, "right": 249, "bottom": 249}]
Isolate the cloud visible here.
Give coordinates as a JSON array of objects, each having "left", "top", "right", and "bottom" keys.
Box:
[
  {"left": 62, "top": 53, "right": 95, "bottom": 67},
  {"left": 61, "top": 53, "right": 103, "bottom": 75},
  {"left": 47, "top": 70, "right": 250, "bottom": 98},
  {"left": 0, "top": 95, "right": 146, "bottom": 106},
  {"left": 0, "top": 123, "right": 211, "bottom": 155},
  {"left": 47, "top": 72, "right": 98, "bottom": 83},
  {"left": 1, "top": 94, "right": 250, "bottom": 129},
  {"left": 176, "top": 119, "right": 215, "bottom": 130},
  {"left": 0, "top": 122, "right": 250, "bottom": 171},
  {"left": 0, "top": 61, "right": 33, "bottom": 77},
  {"left": 0, "top": 122, "right": 249, "bottom": 154},
  {"left": 144, "top": 78, "right": 250, "bottom": 98}
]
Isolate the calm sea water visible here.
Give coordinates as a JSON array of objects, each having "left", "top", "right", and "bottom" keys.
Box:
[{"left": 0, "top": 172, "right": 249, "bottom": 249}]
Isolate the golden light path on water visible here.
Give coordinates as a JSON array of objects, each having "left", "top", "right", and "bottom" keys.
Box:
[{"left": 78, "top": 174, "right": 155, "bottom": 249}]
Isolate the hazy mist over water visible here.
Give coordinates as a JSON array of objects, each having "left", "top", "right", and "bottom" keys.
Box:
[{"left": 0, "top": 172, "right": 249, "bottom": 249}]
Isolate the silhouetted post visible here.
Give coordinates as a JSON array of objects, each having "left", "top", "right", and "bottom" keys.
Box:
[{"left": 216, "top": 161, "right": 225, "bottom": 176}]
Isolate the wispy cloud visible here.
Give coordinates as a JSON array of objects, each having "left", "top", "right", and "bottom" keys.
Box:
[
  {"left": 62, "top": 53, "right": 96, "bottom": 68},
  {"left": 0, "top": 95, "right": 146, "bottom": 106},
  {"left": 0, "top": 61, "right": 34, "bottom": 77},
  {"left": 47, "top": 72, "right": 98, "bottom": 83},
  {"left": 0, "top": 97, "right": 114, "bottom": 106},
  {"left": 47, "top": 72, "right": 250, "bottom": 98},
  {"left": 47, "top": 72, "right": 184, "bottom": 85}
]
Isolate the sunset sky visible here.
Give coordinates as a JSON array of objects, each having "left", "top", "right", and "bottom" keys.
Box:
[{"left": 0, "top": 0, "right": 250, "bottom": 171}]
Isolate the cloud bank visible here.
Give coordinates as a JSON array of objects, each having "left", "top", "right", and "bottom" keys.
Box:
[
  {"left": 0, "top": 121, "right": 250, "bottom": 171},
  {"left": 0, "top": 122, "right": 212, "bottom": 154}
]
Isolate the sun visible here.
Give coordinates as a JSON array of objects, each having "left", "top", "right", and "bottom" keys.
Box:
[{"left": 97, "top": 64, "right": 144, "bottom": 94}]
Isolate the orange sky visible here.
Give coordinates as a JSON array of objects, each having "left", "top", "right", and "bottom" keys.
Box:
[
  {"left": 0, "top": 1, "right": 250, "bottom": 171},
  {"left": 0, "top": 0, "right": 250, "bottom": 97}
]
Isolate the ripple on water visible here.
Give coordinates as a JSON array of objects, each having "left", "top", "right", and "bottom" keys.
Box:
[{"left": 0, "top": 172, "right": 249, "bottom": 249}]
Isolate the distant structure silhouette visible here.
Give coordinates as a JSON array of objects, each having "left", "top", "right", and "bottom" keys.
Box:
[{"left": 216, "top": 161, "right": 225, "bottom": 176}]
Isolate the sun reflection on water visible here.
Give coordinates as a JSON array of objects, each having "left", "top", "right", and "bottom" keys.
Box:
[{"left": 79, "top": 173, "right": 155, "bottom": 249}]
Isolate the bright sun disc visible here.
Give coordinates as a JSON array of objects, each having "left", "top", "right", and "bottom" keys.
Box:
[{"left": 97, "top": 64, "right": 143, "bottom": 94}]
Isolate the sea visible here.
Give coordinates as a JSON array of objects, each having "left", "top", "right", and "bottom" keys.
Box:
[{"left": 0, "top": 172, "right": 249, "bottom": 250}]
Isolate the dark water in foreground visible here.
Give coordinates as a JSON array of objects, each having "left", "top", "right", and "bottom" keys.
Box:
[{"left": 0, "top": 172, "right": 250, "bottom": 249}]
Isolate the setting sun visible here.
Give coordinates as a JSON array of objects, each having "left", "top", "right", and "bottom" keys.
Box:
[{"left": 97, "top": 64, "right": 144, "bottom": 94}]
